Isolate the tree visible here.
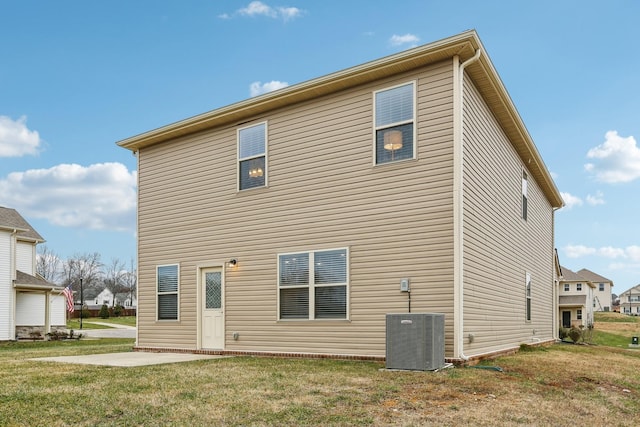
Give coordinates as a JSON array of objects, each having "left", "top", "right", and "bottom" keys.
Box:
[
  {"left": 62, "top": 252, "right": 104, "bottom": 305},
  {"left": 36, "top": 245, "right": 62, "bottom": 284}
]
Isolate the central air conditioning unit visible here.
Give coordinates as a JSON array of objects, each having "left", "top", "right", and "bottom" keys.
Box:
[{"left": 385, "top": 313, "right": 445, "bottom": 371}]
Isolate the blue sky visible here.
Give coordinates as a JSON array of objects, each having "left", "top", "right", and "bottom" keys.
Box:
[{"left": 1, "top": 1, "right": 639, "bottom": 294}]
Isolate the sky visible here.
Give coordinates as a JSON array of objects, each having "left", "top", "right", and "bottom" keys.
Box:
[{"left": 1, "top": 1, "right": 639, "bottom": 294}]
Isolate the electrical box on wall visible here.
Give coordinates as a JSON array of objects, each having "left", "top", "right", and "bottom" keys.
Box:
[{"left": 400, "top": 278, "right": 410, "bottom": 292}]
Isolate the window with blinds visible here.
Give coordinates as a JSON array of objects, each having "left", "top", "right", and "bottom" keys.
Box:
[
  {"left": 157, "top": 264, "right": 179, "bottom": 320},
  {"left": 278, "top": 248, "right": 348, "bottom": 320},
  {"left": 238, "top": 122, "right": 267, "bottom": 190},
  {"left": 374, "top": 82, "right": 415, "bottom": 164}
]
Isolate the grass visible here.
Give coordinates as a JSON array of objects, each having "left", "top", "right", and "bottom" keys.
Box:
[
  {"left": 67, "top": 316, "right": 136, "bottom": 330},
  {"left": 1, "top": 314, "right": 639, "bottom": 426}
]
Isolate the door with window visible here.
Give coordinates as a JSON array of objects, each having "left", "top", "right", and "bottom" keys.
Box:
[{"left": 201, "top": 268, "right": 224, "bottom": 349}]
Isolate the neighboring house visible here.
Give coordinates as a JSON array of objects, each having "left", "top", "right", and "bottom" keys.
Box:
[
  {"left": 558, "top": 266, "right": 595, "bottom": 328},
  {"left": 619, "top": 284, "right": 640, "bottom": 315},
  {"left": 117, "top": 30, "right": 563, "bottom": 363},
  {"left": 577, "top": 268, "right": 613, "bottom": 312},
  {"left": 0, "top": 207, "right": 66, "bottom": 340},
  {"left": 91, "top": 287, "right": 137, "bottom": 309}
]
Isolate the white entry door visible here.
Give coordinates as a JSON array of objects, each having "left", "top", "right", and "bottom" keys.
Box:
[{"left": 201, "top": 268, "right": 224, "bottom": 349}]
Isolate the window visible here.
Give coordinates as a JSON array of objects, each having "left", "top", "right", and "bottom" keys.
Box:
[
  {"left": 374, "top": 82, "right": 415, "bottom": 164},
  {"left": 577, "top": 309, "right": 582, "bottom": 320},
  {"left": 525, "top": 272, "right": 532, "bottom": 321},
  {"left": 522, "top": 170, "right": 528, "bottom": 220},
  {"left": 576, "top": 283, "right": 582, "bottom": 291},
  {"left": 157, "top": 264, "right": 179, "bottom": 320},
  {"left": 599, "top": 283, "right": 605, "bottom": 292},
  {"left": 238, "top": 122, "right": 267, "bottom": 190},
  {"left": 564, "top": 284, "right": 570, "bottom": 292},
  {"left": 278, "top": 248, "right": 348, "bottom": 320}
]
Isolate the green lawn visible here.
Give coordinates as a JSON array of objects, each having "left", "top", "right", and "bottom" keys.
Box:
[
  {"left": 67, "top": 316, "right": 136, "bottom": 330},
  {"left": 2, "top": 330, "right": 640, "bottom": 425}
]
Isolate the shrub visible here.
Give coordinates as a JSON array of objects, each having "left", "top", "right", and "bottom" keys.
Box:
[
  {"left": 568, "top": 327, "right": 582, "bottom": 343},
  {"left": 80, "top": 309, "right": 91, "bottom": 319},
  {"left": 113, "top": 305, "right": 123, "bottom": 317},
  {"left": 99, "top": 304, "right": 110, "bottom": 319},
  {"left": 559, "top": 327, "right": 569, "bottom": 340}
]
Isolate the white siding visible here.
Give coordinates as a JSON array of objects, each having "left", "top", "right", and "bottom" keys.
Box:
[
  {"left": 16, "top": 292, "right": 45, "bottom": 325},
  {"left": 50, "top": 293, "right": 67, "bottom": 326},
  {"left": 16, "top": 241, "right": 35, "bottom": 275},
  {"left": 462, "top": 74, "right": 555, "bottom": 356},
  {"left": 0, "top": 232, "right": 12, "bottom": 340}
]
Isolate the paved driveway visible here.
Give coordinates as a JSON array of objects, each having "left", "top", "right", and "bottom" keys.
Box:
[{"left": 72, "top": 322, "right": 136, "bottom": 339}]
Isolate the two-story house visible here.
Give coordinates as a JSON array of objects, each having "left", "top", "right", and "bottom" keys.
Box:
[
  {"left": 117, "top": 30, "right": 563, "bottom": 363},
  {"left": 577, "top": 268, "right": 613, "bottom": 312},
  {"left": 619, "top": 284, "right": 640, "bottom": 315},
  {"left": 0, "top": 207, "right": 66, "bottom": 340},
  {"left": 558, "top": 266, "right": 595, "bottom": 328}
]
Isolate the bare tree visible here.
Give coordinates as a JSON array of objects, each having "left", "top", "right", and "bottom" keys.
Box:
[
  {"left": 62, "top": 252, "right": 104, "bottom": 305},
  {"left": 36, "top": 245, "right": 62, "bottom": 284},
  {"left": 122, "top": 257, "right": 137, "bottom": 306}
]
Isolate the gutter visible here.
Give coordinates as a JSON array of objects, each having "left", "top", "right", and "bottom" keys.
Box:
[{"left": 453, "top": 48, "right": 482, "bottom": 362}]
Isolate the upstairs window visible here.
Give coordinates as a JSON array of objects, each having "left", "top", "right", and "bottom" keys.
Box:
[
  {"left": 374, "top": 82, "right": 415, "bottom": 164},
  {"left": 157, "top": 264, "right": 179, "bottom": 320},
  {"left": 278, "top": 248, "right": 348, "bottom": 320},
  {"left": 522, "top": 170, "right": 528, "bottom": 220},
  {"left": 564, "top": 284, "right": 570, "bottom": 292},
  {"left": 577, "top": 283, "right": 582, "bottom": 291},
  {"left": 238, "top": 122, "right": 267, "bottom": 190},
  {"left": 599, "top": 283, "right": 605, "bottom": 292}
]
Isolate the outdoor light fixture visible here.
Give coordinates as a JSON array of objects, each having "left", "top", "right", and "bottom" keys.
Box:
[
  {"left": 383, "top": 129, "right": 403, "bottom": 160},
  {"left": 227, "top": 258, "right": 238, "bottom": 267}
]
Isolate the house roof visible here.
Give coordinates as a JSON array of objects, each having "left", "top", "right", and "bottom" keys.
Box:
[
  {"left": 619, "top": 284, "right": 640, "bottom": 297},
  {"left": 0, "top": 207, "right": 44, "bottom": 242},
  {"left": 559, "top": 266, "right": 587, "bottom": 282},
  {"left": 117, "top": 30, "right": 563, "bottom": 209},
  {"left": 577, "top": 268, "right": 613, "bottom": 286},
  {"left": 14, "top": 270, "right": 61, "bottom": 291}
]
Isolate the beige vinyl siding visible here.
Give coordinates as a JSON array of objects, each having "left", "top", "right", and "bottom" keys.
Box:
[
  {"left": 136, "top": 60, "right": 456, "bottom": 356},
  {"left": 462, "top": 74, "right": 555, "bottom": 355}
]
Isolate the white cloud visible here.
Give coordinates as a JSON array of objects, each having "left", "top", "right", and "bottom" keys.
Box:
[
  {"left": 560, "top": 192, "right": 583, "bottom": 209},
  {"left": 390, "top": 34, "right": 420, "bottom": 47},
  {"left": 598, "top": 246, "right": 626, "bottom": 259},
  {"left": 585, "top": 130, "right": 640, "bottom": 183},
  {"left": 234, "top": 1, "right": 304, "bottom": 21},
  {"left": 627, "top": 245, "right": 640, "bottom": 262},
  {"left": 564, "top": 244, "right": 596, "bottom": 258},
  {"left": 218, "top": 13, "right": 231, "bottom": 20},
  {"left": 0, "top": 162, "right": 136, "bottom": 232},
  {"left": 0, "top": 115, "right": 42, "bottom": 157},
  {"left": 250, "top": 80, "right": 289, "bottom": 97},
  {"left": 586, "top": 190, "right": 605, "bottom": 206}
]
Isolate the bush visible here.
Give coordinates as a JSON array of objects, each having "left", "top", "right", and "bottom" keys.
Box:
[
  {"left": 568, "top": 327, "right": 582, "bottom": 343},
  {"left": 99, "top": 304, "right": 110, "bottom": 319},
  {"left": 113, "top": 305, "right": 123, "bottom": 317},
  {"left": 80, "top": 309, "right": 91, "bottom": 319},
  {"left": 559, "top": 327, "right": 569, "bottom": 340}
]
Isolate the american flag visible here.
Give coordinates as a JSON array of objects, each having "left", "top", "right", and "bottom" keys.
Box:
[{"left": 62, "top": 285, "right": 74, "bottom": 313}]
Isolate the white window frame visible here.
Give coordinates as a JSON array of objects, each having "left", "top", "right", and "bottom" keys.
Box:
[
  {"left": 564, "top": 284, "right": 570, "bottom": 292},
  {"left": 237, "top": 121, "right": 268, "bottom": 191},
  {"left": 277, "top": 247, "right": 349, "bottom": 321},
  {"left": 373, "top": 81, "right": 416, "bottom": 165},
  {"left": 577, "top": 283, "right": 582, "bottom": 291},
  {"left": 525, "top": 272, "right": 532, "bottom": 322},
  {"left": 577, "top": 309, "right": 582, "bottom": 320},
  {"left": 599, "top": 283, "right": 605, "bottom": 292},
  {"left": 156, "top": 264, "right": 180, "bottom": 321}
]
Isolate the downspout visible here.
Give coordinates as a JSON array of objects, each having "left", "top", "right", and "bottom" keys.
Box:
[
  {"left": 453, "top": 48, "right": 481, "bottom": 362},
  {"left": 134, "top": 150, "right": 140, "bottom": 347}
]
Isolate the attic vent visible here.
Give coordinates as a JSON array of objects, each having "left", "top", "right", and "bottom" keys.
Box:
[{"left": 385, "top": 313, "right": 445, "bottom": 371}]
